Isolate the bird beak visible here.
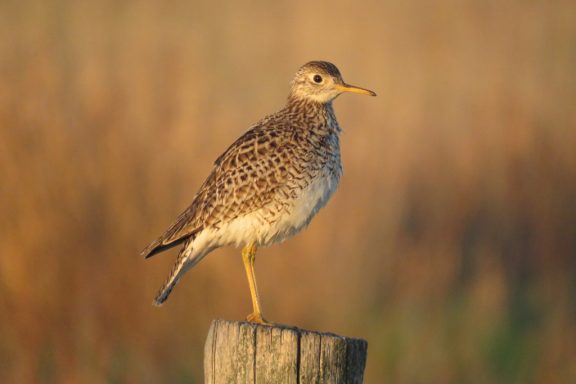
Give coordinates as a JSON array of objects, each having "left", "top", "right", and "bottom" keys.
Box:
[{"left": 335, "top": 83, "right": 377, "bottom": 96}]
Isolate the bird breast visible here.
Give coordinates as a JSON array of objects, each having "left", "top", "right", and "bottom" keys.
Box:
[
  {"left": 211, "top": 142, "right": 341, "bottom": 250},
  {"left": 214, "top": 167, "right": 340, "bottom": 248},
  {"left": 275, "top": 165, "right": 341, "bottom": 240}
]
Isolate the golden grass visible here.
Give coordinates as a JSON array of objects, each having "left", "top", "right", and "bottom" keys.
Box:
[{"left": 1, "top": 0, "right": 575, "bottom": 382}]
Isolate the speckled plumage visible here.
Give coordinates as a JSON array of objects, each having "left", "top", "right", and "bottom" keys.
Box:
[{"left": 142, "top": 61, "right": 375, "bottom": 310}]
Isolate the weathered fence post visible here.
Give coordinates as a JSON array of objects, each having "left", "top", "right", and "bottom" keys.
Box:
[{"left": 204, "top": 319, "right": 367, "bottom": 383}]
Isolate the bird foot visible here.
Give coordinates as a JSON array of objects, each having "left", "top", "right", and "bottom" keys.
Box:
[{"left": 246, "top": 312, "right": 272, "bottom": 325}]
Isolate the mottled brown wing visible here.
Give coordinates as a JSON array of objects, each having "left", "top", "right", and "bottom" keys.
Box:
[
  {"left": 141, "top": 119, "right": 293, "bottom": 258},
  {"left": 140, "top": 172, "right": 215, "bottom": 258}
]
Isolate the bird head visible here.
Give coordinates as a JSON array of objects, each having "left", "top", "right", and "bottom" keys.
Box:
[{"left": 289, "top": 61, "right": 376, "bottom": 104}]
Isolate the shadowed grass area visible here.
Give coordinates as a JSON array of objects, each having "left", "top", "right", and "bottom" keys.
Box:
[{"left": 1, "top": 0, "right": 575, "bottom": 382}]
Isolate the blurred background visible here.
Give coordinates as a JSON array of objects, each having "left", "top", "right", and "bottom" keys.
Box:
[{"left": 1, "top": 0, "right": 575, "bottom": 382}]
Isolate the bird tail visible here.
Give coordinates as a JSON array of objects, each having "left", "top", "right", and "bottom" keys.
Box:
[
  {"left": 153, "top": 241, "right": 209, "bottom": 306},
  {"left": 154, "top": 251, "right": 188, "bottom": 306}
]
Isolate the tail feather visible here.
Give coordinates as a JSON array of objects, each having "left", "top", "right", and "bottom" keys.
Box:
[
  {"left": 154, "top": 280, "right": 179, "bottom": 306},
  {"left": 153, "top": 246, "right": 190, "bottom": 306},
  {"left": 153, "top": 241, "right": 211, "bottom": 306}
]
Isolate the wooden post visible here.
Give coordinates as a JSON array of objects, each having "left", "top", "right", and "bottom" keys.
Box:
[{"left": 204, "top": 319, "right": 367, "bottom": 383}]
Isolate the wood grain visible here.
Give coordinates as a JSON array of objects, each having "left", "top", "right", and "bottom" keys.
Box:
[{"left": 204, "top": 319, "right": 367, "bottom": 384}]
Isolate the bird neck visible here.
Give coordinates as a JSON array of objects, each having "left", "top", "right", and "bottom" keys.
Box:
[{"left": 285, "top": 96, "right": 340, "bottom": 134}]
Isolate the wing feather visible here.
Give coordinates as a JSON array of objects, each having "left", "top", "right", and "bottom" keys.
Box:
[{"left": 141, "top": 117, "right": 292, "bottom": 258}]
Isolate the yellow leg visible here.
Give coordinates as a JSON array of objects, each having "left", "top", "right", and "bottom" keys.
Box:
[{"left": 241, "top": 242, "right": 270, "bottom": 324}]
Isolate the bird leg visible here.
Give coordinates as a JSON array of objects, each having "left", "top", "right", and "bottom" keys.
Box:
[{"left": 241, "top": 242, "right": 270, "bottom": 324}]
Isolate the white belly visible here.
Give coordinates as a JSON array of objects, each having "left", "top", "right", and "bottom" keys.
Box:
[
  {"left": 210, "top": 170, "right": 340, "bottom": 248},
  {"left": 270, "top": 170, "right": 340, "bottom": 243}
]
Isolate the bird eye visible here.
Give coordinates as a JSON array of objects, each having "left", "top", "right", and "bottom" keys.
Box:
[{"left": 313, "top": 74, "right": 323, "bottom": 83}]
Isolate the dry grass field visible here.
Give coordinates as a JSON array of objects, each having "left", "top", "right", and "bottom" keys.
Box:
[{"left": 1, "top": 0, "right": 575, "bottom": 382}]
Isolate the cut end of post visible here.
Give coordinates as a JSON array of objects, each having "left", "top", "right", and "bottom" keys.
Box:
[{"left": 204, "top": 319, "right": 368, "bottom": 384}]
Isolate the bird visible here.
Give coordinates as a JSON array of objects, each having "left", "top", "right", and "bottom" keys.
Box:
[{"left": 141, "top": 61, "right": 375, "bottom": 324}]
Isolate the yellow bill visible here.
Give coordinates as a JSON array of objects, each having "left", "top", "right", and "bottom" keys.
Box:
[{"left": 335, "top": 83, "right": 377, "bottom": 96}]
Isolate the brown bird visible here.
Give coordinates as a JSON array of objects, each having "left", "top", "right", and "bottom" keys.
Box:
[{"left": 142, "top": 61, "right": 375, "bottom": 324}]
